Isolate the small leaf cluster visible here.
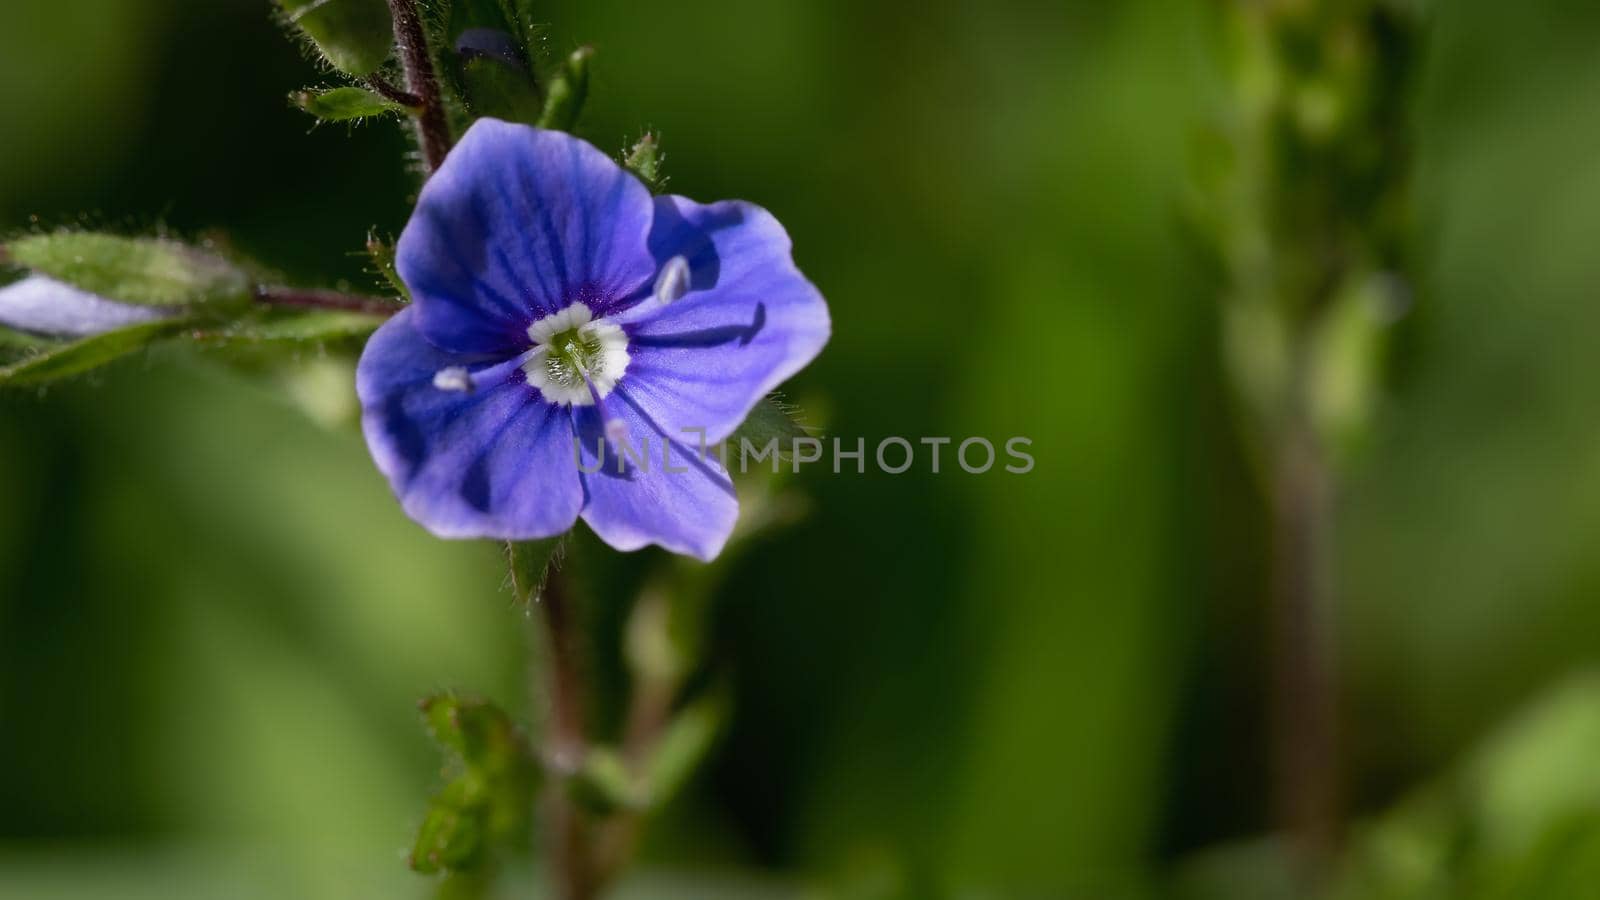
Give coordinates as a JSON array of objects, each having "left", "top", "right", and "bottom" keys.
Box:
[{"left": 411, "top": 693, "right": 540, "bottom": 875}]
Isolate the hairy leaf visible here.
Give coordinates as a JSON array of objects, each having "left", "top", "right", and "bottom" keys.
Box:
[
  {"left": 277, "top": 0, "right": 394, "bottom": 77},
  {"left": 730, "top": 395, "right": 812, "bottom": 448},
  {"left": 365, "top": 231, "right": 409, "bottom": 299},
  {"left": 624, "top": 132, "right": 666, "bottom": 192},
  {"left": 410, "top": 777, "right": 488, "bottom": 874},
  {"left": 507, "top": 536, "right": 564, "bottom": 604},
  {"left": 411, "top": 693, "right": 539, "bottom": 876},
  {"left": 293, "top": 86, "right": 406, "bottom": 121},
  {"left": 199, "top": 311, "right": 387, "bottom": 345},
  {"left": 537, "top": 46, "right": 592, "bottom": 131},
  {"left": 0, "top": 319, "right": 180, "bottom": 387},
  {"left": 6, "top": 233, "right": 249, "bottom": 308}
]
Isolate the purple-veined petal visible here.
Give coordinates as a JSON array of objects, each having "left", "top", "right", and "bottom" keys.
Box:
[
  {"left": 0, "top": 275, "right": 172, "bottom": 337},
  {"left": 357, "top": 307, "right": 584, "bottom": 540},
  {"left": 396, "top": 120, "right": 658, "bottom": 355},
  {"left": 614, "top": 196, "right": 830, "bottom": 442},
  {"left": 573, "top": 386, "right": 739, "bottom": 561}
]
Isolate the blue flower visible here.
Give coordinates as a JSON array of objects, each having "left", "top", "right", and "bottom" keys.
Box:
[
  {"left": 0, "top": 275, "right": 173, "bottom": 337},
  {"left": 356, "top": 120, "right": 830, "bottom": 560}
]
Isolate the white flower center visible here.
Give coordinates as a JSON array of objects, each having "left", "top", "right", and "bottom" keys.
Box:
[{"left": 520, "top": 302, "right": 629, "bottom": 406}]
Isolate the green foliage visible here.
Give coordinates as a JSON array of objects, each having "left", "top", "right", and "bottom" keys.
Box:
[
  {"left": 640, "top": 686, "right": 727, "bottom": 807},
  {"left": 365, "top": 231, "right": 408, "bottom": 299},
  {"left": 0, "top": 305, "right": 385, "bottom": 388},
  {"left": 196, "top": 310, "right": 388, "bottom": 345},
  {"left": 411, "top": 693, "right": 539, "bottom": 875},
  {"left": 293, "top": 86, "right": 407, "bottom": 121},
  {"left": 1191, "top": 0, "right": 1418, "bottom": 470},
  {"left": 537, "top": 47, "right": 593, "bottom": 132},
  {"left": 411, "top": 776, "right": 489, "bottom": 874},
  {"left": 446, "top": 0, "right": 543, "bottom": 125},
  {"left": 569, "top": 747, "right": 643, "bottom": 815},
  {"left": 459, "top": 54, "right": 544, "bottom": 124},
  {"left": 566, "top": 690, "right": 728, "bottom": 817},
  {"left": 506, "top": 537, "right": 564, "bottom": 604},
  {"left": 624, "top": 132, "right": 666, "bottom": 192},
  {"left": 1346, "top": 674, "right": 1600, "bottom": 900},
  {"left": 501, "top": 0, "right": 545, "bottom": 54},
  {"left": 0, "top": 325, "right": 52, "bottom": 356},
  {"left": 276, "top": 0, "right": 394, "bottom": 77},
  {"left": 5, "top": 233, "right": 250, "bottom": 308},
  {"left": 0, "top": 319, "right": 181, "bottom": 387},
  {"left": 1177, "top": 675, "right": 1600, "bottom": 900},
  {"left": 728, "top": 394, "right": 811, "bottom": 459}
]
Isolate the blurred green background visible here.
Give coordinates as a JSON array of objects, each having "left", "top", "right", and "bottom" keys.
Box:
[{"left": 5, "top": 0, "right": 1600, "bottom": 897}]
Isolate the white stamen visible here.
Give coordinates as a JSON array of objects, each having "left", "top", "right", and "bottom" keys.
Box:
[
  {"left": 520, "top": 302, "right": 631, "bottom": 407},
  {"left": 432, "top": 366, "right": 474, "bottom": 392},
  {"left": 654, "top": 255, "right": 691, "bottom": 305}
]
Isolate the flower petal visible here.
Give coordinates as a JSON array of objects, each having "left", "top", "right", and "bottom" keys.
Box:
[
  {"left": 357, "top": 307, "right": 584, "bottom": 540},
  {"left": 615, "top": 197, "right": 830, "bottom": 442},
  {"left": 396, "top": 120, "right": 658, "bottom": 354},
  {"left": 0, "top": 275, "right": 172, "bottom": 337},
  {"left": 574, "top": 386, "right": 739, "bottom": 561}
]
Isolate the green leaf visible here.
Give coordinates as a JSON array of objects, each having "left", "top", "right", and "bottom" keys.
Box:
[
  {"left": 277, "top": 0, "right": 394, "bottom": 77},
  {"left": 0, "top": 325, "right": 52, "bottom": 352},
  {"left": 566, "top": 743, "right": 646, "bottom": 813},
  {"left": 0, "top": 319, "right": 181, "bottom": 387},
  {"left": 506, "top": 536, "right": 564, "bottom": 604},
  {"left": 410, "top": 694, "right": 538, "bottom": 877},
  {"left": 409, "top": 777, "right": 488, "bottom": 874},
  {"left": 197, "top": 310, "right": 387, "bottom": 345},
  {"left": 565, "top": 691, "right": 728, "bottom": 816},
  {"left": 419, "top": 693, "right": 527, "bottom": 776},
  {"left": 6, "top": 233, "right": 250, "bottom": 308},
  {"left": 293, "top": 86, "right": 406, "bottom": 121},
  {"left": 569, "top": 747, "right": 643, "bottom": 814},
  {"left": 624, "top": 132, "right": 666, "bottom": 192},
  {"left": 730, "top": 394, "right": 812, "bottom": 450},
  {"left": 642, "top": 687, "right": 728, "bottom": 808},
  {"left": 0, "top": 326, "right": 56, "bottom": 368},
  {"left": 537, "top": 46, "right": 593, "bottom": 132}
]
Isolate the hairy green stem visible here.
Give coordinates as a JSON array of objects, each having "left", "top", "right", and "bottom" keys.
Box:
[
  {"left": 386, "top": 0, "right": 451, "bottom": 171},
  {"left": 366, "top": 73, "right": 423, "bottom": 109}
]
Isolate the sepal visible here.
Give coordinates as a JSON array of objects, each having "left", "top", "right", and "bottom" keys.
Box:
[
  {"left": 537, "top": 47, "right": 593, "bottom": 132},
  {"left": 507, "top": 537, "right": 566, "bottom": 604},
  {"left": 623, "top": 132, "right": 665, "bottom": 192},
  {"left": 276, "top": 0, "right": 394, "bottom": 77}
]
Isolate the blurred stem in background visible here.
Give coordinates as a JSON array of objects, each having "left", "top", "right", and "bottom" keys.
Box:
[{"left": 1192, "top": 0, "right": 1420, "bottom": 877}]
